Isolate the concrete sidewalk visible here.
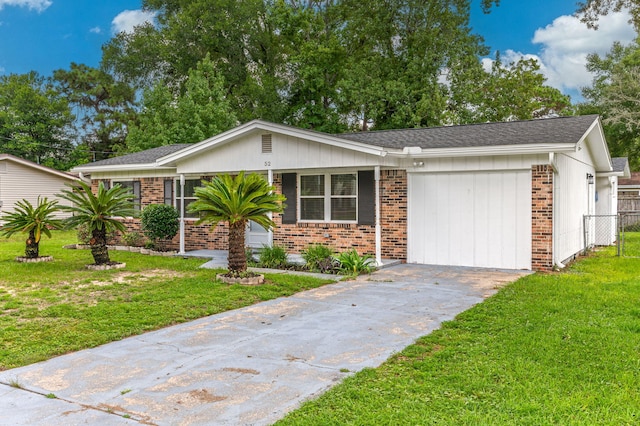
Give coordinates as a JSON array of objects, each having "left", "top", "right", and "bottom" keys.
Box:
[{"left": 0, "top": 264, "right": 529, "bottom": 425}]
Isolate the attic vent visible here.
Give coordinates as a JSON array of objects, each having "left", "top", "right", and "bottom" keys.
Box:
[{"left": 262, "top": 134, "right": 272, "bottom": 153}]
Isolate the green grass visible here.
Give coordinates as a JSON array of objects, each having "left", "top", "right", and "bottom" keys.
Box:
[
  {"left": 0, "top": 231, "right": 334, "bottom": 370},
  {"left": 277, "top": 247, "right": 640, "bottom": 425}
]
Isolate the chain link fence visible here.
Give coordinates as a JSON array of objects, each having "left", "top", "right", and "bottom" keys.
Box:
[{"left": 583, "top": 213, "right": 640, "bottom": 257}]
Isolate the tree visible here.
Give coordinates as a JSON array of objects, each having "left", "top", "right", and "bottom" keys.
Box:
[
  {"left": 581, "top": 39, "right": 640, "bottom": 168},
  {"left": 450, "top": 56, "right": 572, "bottom": 124},
  {"left": 577, "top": 0, "right": 640, "bottom": 30},
  {"left": 0, "top": 72, "right": 75, "bottom": 169},
  {"left": 53, "top": 63, "right": 137, "bottom": 161},
  {"left": 188, "top": 172, "right": 285, "bottom": 275},
  {"left": 57, "top": 181, "right": 137, "bottom": 265},
  {"left": 0, "top": 197, "right": 63, "bottom": 259},
  {"left": 124, "top": 55, "right": 237, "bottom": 152}
]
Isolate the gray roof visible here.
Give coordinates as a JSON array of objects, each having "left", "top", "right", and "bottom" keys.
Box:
[
  {"left": 82, "top": 144, "right": 191, "bottom": 167},
  {"left": 337, "top": 115, "right": 600, "bottom": 149},
  {"left": 612, "top": 157, "right": 629, "bottom": 173}
]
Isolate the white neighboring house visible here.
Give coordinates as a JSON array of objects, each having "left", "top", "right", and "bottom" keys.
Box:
[{"left": 0, "top": 154, "right": 81, "bottom": 222}]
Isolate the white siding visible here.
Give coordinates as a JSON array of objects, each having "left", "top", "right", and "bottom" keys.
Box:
[
  {"left": 175, "top": 133, "right": 400, "bottom": 174},
  {"left": 0, "top": 160, "right": 77, "bottom": 220},
  {"left": 408, "top": 170, "right": 532, "bottom": 270},
  {"left": 553, "top": 148, "right": 596, "bottom": 263}
]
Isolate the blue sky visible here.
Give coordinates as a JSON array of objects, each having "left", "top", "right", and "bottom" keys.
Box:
[{"left": 0, "top": 0, "right": 636, "bottom": 102}]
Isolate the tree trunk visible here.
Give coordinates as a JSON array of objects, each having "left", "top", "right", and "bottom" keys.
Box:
[
  {"left": 90, "top": 228, "right": 111, "bottom": 265},
  {"left": 227, "top": 220, "right": 247, "bottom": 273},
  {"left": 25, "top": 230, "right": 39, "bottom": 258}
]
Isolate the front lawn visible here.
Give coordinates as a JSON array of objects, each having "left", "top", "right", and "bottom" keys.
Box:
[
  {"left": 0, "top": 231, "right": 334, "bottom": 370},
  {"left": 277, "top": 247, "right": 640, "bottom": 425}
]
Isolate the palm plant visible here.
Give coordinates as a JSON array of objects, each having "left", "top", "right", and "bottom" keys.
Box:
[
  {"left": 57, "top": 181, "right": 137, "bottom": 265},
  {"left": 0, "top": 197, "right": 63, "bottom": 258},
  {"left": 188, "top": 172, "right": 285, "bottom": 275}
]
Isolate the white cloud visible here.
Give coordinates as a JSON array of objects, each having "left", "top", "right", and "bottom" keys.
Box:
[
  {"left": 89, "top": 26, "right": 101, "bottom": 34},
  {"left": 532, "top": 11, "right": 636, "bottom": 93},
  {"left": 0, "top": 0, "right": 52, "bottom": 12},
  {"left": 111, "top": 9, "right": 156, "bottom": 35}
]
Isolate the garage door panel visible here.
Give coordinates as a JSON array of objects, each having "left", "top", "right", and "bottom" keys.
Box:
[{"left": 408, "top": 171, "right": 531, "bottom": 270}]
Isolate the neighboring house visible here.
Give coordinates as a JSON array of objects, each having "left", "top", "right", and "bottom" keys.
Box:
[
  {"left": 73, "top": 115, "right": 623, "bottom": 271},
  {"left": 618, "top": 170, "right": 640, "bottom": 213},
  {"left": 0, "top": 154, "right": 80, "bottom": 221}
]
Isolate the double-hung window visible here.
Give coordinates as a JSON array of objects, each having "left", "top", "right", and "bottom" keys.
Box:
[
  {"left": 176, "top": 179, "right": 202, "bottom": 218},
  {"left": 115, "top": 181, "right": 141, "bottom": 212},
  {"left": 299, "top": 173, "right": 357, "bottom": 222}
]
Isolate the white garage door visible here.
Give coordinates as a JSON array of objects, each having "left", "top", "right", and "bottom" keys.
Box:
[{"left": 408, "top": 171, "right": 532, "bottom": 270}]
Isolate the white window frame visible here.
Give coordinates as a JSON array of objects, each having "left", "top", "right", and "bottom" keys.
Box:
[
  {"left": 176, "top": 178, "right": 203, "bottom": 220},
  {"left": 298, "top": 172, "right": 358, "bottom": 223}
]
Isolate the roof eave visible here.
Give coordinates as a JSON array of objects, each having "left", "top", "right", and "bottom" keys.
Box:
[
  {"left": 71, "top": 163, "right": 177, "bottom": 173},
  {"left": 0, "top": 154, "right": 80, "bottom": 181},
  {"left": 385, "top": 143, "right": 577, "bottom": 158}
]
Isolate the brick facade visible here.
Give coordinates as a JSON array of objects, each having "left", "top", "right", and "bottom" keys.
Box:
[
  {"left": 101, "top": 171, "right": 408, "bottom": 260},
  {"left": 531, "top": 165, "right": 554, "bottom": 271}
]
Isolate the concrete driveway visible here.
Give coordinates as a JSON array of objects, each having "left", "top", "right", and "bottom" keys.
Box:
[{"left": 0, "top": 264, "right": 529, "bottom": 425}]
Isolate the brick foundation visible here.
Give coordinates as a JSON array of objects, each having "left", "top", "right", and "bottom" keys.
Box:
[{"left": 531, "top": 165, "right": 554, "bottom": 271}]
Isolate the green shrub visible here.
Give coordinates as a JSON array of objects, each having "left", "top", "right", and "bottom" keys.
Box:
[
  {"left": 302, "top": 244, "right": 335, "bottom": 272},
  {"left": 122, "top": 231, "right": 146, "bottom": 247},
  {"left": 258, "top": 244, "right": 288, "bottom": 269},
  {"left": 334, "top": 249, "right": 375, "bottom": 276},
  {"left": 246, "top": 248, "right": 258, "bottom": 267},
  {"left": 141, "top": 204, "right": 179, "bottom": 250}
]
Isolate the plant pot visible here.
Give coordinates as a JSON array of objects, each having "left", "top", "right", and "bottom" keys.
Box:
[
  {"left": 216, "top": 273, "right": 265, "bottom": 285},
  {"left": 15, "top": 255, "right": 53, "bottom": 263},
  {"left": 86, "top": 262, "right": 126, "bottom": 271}
]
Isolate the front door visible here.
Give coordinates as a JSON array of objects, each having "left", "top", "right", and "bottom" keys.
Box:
[{"left": 246, "top": 220, "right": 270, "bottom": 248}]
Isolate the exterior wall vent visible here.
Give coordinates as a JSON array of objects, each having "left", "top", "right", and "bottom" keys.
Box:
[{"left": 262, "top": 134, "right": 273, "bottom": 154}]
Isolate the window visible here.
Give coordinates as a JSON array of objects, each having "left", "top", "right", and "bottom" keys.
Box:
[
  {"left": 115, "top": 181, "right": 140, "bottom": 212},
  {"left": 299, "top": 173, "right": 357, "bottom": 222},
  {"left": 164, "top": 179, "right": 174, "bottom": 205},
  {"left": 176, "top": 179, "right": 202, "bottom": 218}
]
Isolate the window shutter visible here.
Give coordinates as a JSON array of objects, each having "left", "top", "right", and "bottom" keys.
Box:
[
  {"left": 164, "top": 179, "right": 174, "bottom": 205},
  {"left": 358, "top": 170, "right": 375, "bottom": 225},
  {"left": 282, "top": 173, "right": 297, "bottom": 224}
]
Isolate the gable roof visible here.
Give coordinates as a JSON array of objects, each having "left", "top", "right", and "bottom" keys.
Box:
[
  {"left": 337, "top": 115, "right": 600, "bottom": 149},
  {"left": 82, "top": 144, "right": 191, "bottom": 168},
  {"left": 0, "top": 154, "right": 79, "bottom": 181},
  {"left": 612, "top": 157, "right": 631, "bottom": 176}
]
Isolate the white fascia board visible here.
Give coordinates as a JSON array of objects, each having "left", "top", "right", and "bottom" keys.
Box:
[
  {"left": 71, "top": 163, "right": 177, "bottom": 174},
  {"left": 157, "top": 120, "right": 387, "bottom": 166},
  {"left": 581, "top": 117, "right": 613, "bottom": 171},
  {"left": 1, "top": 154, "right": 80, "bottom": 181},
  {"left": 385, "top": 143, "right": 577, "bottom": 158},
  {"left": 597, "top": 171, "right": 626, "bottom": 177}
]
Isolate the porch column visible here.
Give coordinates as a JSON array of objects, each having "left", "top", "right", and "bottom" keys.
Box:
[
  {"left": 268, "top": 168, "right": 273, "bottom": 246},
  {"left": 179, "top": 174, "right": 186, "bottom": 255},
  {"left": 375, "top": 166, "right": 382, "bottom": 266}
]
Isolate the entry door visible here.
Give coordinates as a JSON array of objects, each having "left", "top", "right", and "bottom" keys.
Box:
[
  {"left": 246, "top": 220, "right": 270, "bottom": 248},
  {"left": 407, "top": 171, "right": 532, "bottom": 270}
]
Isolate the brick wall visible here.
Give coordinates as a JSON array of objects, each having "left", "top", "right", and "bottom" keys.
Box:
[
  {"left": 531, "top": 165, "right": 554, "bottom": 271},
  {"left": 95, "top": 171, "right": 409, "bottom": 260}
]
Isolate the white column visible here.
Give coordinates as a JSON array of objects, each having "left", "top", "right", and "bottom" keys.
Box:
[
  {"left": 375, "top": 166, "right": 382, "bottom": 266},
  {"left": 267, "top": 168, "right": 274, "bottom": 246},
  {"left": 179, "top": 174, "right": 186, "bottom": 255}
]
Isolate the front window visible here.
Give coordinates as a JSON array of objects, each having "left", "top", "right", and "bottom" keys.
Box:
[
  {"left": 176, "top": 179, "right": 202, "bottom": 218},
  {"left": 299, "top": 173, "right": 357, "bottom": 222},
  {"left": 115, "top": 181, "right": 141, "bottom": 212}
]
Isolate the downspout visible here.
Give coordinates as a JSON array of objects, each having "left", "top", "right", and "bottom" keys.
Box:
[
  {"left": 179, "top": 174, "right": 186, "bottom": 255},
  {"left": 375, "top": 166, "right": 382, "bottom": 266},
  {"left": 268, "top": 168, "right": 273, "bottom": 247}
]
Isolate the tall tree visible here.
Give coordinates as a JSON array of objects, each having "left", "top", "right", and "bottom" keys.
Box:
[
  {"left": 450, "top": 55, "right": 572, "bottom": 124},
  {"left": 577, "top": 0, "right": 640, "bottom": 29},
  {"left": 124, "top": 55, "right": 237, "bottom": 152},
  {"left": 53, "top": 63, "right": 137, "bottom": 161},
  {"left": 0, "top": 72, "right": 75, "bottom": 169},
  {"left": 582, "top": 38, "right": 640, "bottom": 168}
]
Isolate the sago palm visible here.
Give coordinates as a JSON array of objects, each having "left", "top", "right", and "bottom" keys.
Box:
[
  {"left": 0, "top": 197, "right": 63, "bottom": 258},
  {"left": 188, "top": 172, "right": 285, "bottom": 274},
  {"left": 58, "top": 181, "right": 137, "bottom": 265}
]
